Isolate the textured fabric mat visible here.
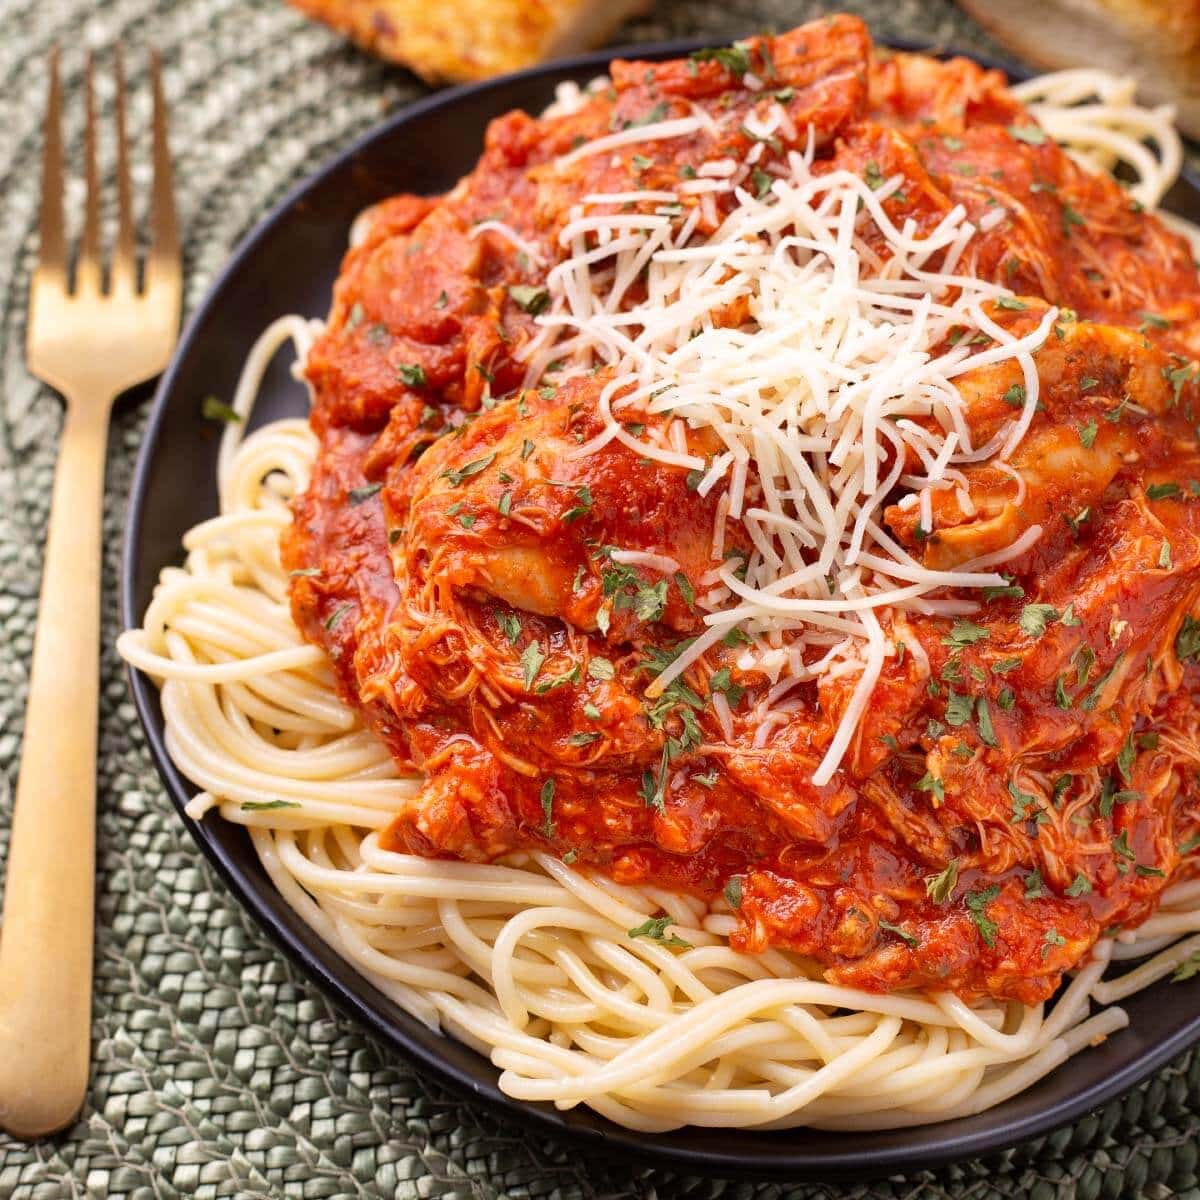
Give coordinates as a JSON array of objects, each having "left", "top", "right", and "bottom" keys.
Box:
[{"left": 2, "top": 0, "right": 1200, "bottom": 1195}]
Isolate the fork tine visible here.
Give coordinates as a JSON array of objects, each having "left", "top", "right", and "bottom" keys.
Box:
[
  {"left": 147, "top": 50, "right": 180, "bottom": 293},
  {"left": 34, "top": 48, "right": 66, "bottom": 290},
  {"left": 76, "top": 52, "right": 102, "bottom": 296},
  {"left": 111, "top": 47, "right": 137, "bottom": 297}
]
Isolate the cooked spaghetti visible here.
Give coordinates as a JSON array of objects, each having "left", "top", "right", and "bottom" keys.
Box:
[{"left": 120, "top": 16, "right": 1200, "bottom": 1130}]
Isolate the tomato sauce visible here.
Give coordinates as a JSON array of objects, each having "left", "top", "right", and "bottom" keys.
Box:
[{"left": 283, "top": 15, "right": 1200, "bottom": 1005}]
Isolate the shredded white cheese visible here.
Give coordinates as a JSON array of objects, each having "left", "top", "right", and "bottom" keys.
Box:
[{"left": 536, "top": 133, "right": 1055, "bottom": 784}]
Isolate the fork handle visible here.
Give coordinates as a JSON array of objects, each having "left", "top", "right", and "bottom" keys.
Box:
[{"left": 0, "top": 397, "right": 110, "bottom": 1139}]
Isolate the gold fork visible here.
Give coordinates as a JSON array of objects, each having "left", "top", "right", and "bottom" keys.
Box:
[{"left": 0, "top": 49, "right": 180, "bottom": 1139}]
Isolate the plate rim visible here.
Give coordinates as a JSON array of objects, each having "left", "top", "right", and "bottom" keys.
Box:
[{"left": 119, "top": 34, "right": 1200, "bottom": 1180}]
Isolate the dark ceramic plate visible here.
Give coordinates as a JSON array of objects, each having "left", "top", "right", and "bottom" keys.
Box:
[{"left": 121, "top": 36, "right": 1200, "bottom": 1180}]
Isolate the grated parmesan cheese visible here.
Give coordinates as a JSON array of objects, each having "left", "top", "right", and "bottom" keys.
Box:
[{"left": 536, "top": 133, "right": 1055, "bottom": 784}]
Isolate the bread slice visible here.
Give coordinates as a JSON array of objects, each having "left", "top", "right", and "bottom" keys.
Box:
[
  {"left": 958, "top": 0, "right": 1200, "bottom": 137},
  {"left": 288, "top": 0, "right": 652, "bottom": 83}
]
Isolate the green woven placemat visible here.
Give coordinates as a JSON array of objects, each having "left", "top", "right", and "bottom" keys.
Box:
[{"left": 2, "top": 1, "right": 1200, "bottom": 1195}]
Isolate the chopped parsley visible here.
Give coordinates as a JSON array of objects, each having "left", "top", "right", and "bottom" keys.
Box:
[
  {"left": 1117, "top": 734, "right": 1136, "bottom": 783},
  {"left": 1061, "top": 204, "right": 1086, "bottom": 234},
  {"left": 1008, "top": 779, "right": 1039, "bottom": 823},
  {"left": 1147, "top": 482, "right": 1181, "bottom": 500},
  {"left": 1081, "top": 652, "right": 1125, "bottom": 711},
  {"left": 508, "top": 284, "right": 550, "bottom": 316},
  {"left": 348, "top": 482, "right": 382, "bottom": 505},
  {"left": 496, "top": 610, "right": 522, "bottom": 645},
  {"left": 1098, "top": 773, "right": 1139, "bottom": 818},
  {"left": 983, "top": 581, "right": 1024, "bottom": 602},
  {"left": 975, "top": 696, "right": 998, "bottom": 747},
  {"left": 442, "top": 453, "right": 496, "bottom": 487},
  {"left": 1164, "top": 359, "right": 1198, "bottom": 405},
  {"left": 675, "top": 571, "right": 696, "bottom": 610},
  {"left": 925, "top": 859, "right": 959, "bottom": 904},
  {"left": 996, "top": 296, "right": 1028, "bottom": 311},
  {"left": 1065, "top": 873, "right": 1092, "bottom": 897},
  {"left": 915, "top": 772, "right": 945, "bottom": 803},
  {"left": 1074, "top": 644, "right": 1096, "bottom": 687},
  {"left": 942, "top": 619, "right": 990, "bottom": 648},
  {"left": 539, "top": 778, "right": 556, "bottom": 837},
  {"left": 965, "top": 885, "right": 1001, "bottom": 947},
  {"left": 1173, "top": 952, "right": 1200, "bottom": 982},
  {"left": 1065, "top": 506, "right": 1089, "bottom": 533},
  {"left": 1176, "top": 615, "right": 1200, "bottom": 662},
  {"left": 562, "top": 485, "right": 594, "bottom": 524},
  {"left": 324, "top": 603, "right": 352, "bottom": 632},
  {"left": 597, "top": 548, "right": 670, "bottom": 624},
  {"left": 1042, "top": 928, "right": 1067, "bottom": 958},
  {"left": 944, "top": 689, "right": 974, "bottom": 728},
  {"left": 689, "top": 43, "right": 752, "bottom": 76},
  {"left": 724, "top": 876, "right": 743, "bottom": 909},
  {"left": 710, "top": 667, "right": 745, "bottom": 707},
  {"left": 627, "top": 914, "right": 692, "bottom": 949},
  {"left": 397, "top": 362, "right": 427, "bottom": 388},
  {"left": 520, "top": 641, "right": 546, "bottom": 689},
  {"left": 1078, "top": 420, "right": 1098, "bottom": 448},
  {"left": 1020, "top": 604, "right": 1061, "bottom": 638},
  {"left": 1024, "top": 869, "right": 1044, "bottom": 899},
  {"left": 632, "top": 579, "right": 668, "bottom": 621},
  {"left": 879, "top": 919, "right": 919, "bottom": 948},
  {"left": 201, "top": 396, "right": 241, "bottom": 424}
]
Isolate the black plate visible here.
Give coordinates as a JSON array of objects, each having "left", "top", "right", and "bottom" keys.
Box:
[{"left": 121, "top": 36, "right": 1200, "bottom": 1180}]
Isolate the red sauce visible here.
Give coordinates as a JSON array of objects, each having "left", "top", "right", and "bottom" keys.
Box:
[{"left": 282, "top": 15, "right": 1200, "bottom": 1005}]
